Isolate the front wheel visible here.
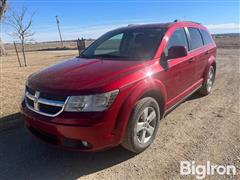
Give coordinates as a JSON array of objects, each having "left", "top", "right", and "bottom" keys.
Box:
[
  {"left": 198, "top": 65, "right": 215, "bottom": 95},
  {"left": 121, "top": 97, "right": 160, "bottom": 153}
]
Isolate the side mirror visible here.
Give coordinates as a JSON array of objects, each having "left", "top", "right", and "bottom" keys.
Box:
[
  {"left": 160, "top": 53, "right": 169, "bottom": 71},
  {"left": 168, "top": 46, "right": 187, "bottom": 59}
]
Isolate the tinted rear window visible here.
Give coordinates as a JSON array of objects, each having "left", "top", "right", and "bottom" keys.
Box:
[
  {"left": 188, "top": 27, "right": 204, "bottom": 50},
  {"left": 200, "top": 29, "right": 213, "bottom": 45}
]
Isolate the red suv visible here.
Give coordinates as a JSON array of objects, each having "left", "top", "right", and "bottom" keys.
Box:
[{"left": 21, "top": 21, "right": 216, "bottom": 153}]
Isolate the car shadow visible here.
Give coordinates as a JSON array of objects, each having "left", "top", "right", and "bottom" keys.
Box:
[
  {"left": 0, "top": 112, "right": 23, "bottom": 131},
  {"left": 164, "top": 92, "right": 204, "bottom": 117},
  {"left": 186, "top": 92, "right": 203, "bottom": 101},
  {"left": 0, "top": 113, "right": 136, "bottom": 180}
]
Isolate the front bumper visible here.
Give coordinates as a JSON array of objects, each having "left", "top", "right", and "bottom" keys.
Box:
[{"left": 21, "top": 101, "right": 121, "bottom": 151}]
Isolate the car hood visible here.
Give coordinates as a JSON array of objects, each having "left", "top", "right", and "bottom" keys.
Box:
[{"left": 27, "top": 57, "right": 147, "bottom": 94}]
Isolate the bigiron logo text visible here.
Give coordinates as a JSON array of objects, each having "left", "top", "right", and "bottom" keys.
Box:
[{"left": 180, "top": 161, "right": 236, "bottom": 179}]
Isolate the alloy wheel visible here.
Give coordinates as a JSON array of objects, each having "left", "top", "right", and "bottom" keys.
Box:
[
  {"left": 135, "top": 107, "right": 157, "bottom": 144},
  {"left": 206, "top": 67, "right": 214, "bottom": 92}
]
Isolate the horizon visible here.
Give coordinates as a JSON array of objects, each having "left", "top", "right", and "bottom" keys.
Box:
[
  {"left": 3, "top": 32, "right": 240, "bottom": 44},
  {"left": 1, "top": 0, "right": 240, "bottom": 43}
]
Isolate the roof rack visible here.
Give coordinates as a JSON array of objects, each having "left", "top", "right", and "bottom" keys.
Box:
[
  {"left": 173, "top": 19, "right": 201, "bottom": 24},
  {"left": 173, "top": 19, "right": 180, "bottom": 22}
]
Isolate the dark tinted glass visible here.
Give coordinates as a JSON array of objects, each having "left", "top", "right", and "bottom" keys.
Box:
[
  {"left": 164, "top": 28, "right": 188, "bottom": 57},
  {"left": 200, "top": 29, "right": 213, "bottom": 45},
  {"left": 81, "top": 27, "right": 166, "bottom": 60},
  {"left": 188, "top": 28, "right": 204, "bottom": 50}
]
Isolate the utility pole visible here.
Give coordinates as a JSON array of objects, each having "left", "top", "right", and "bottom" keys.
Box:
[{"left": 55, "top": 15, "right": 63, "bottom": 48}]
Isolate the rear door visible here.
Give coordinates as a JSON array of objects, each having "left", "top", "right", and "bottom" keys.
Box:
[
  {"left": 186, "top": 27, "right": 206, "bottom": 82},
  {"left": 198, "top": 29, "right": 216, "bottom": 79}
]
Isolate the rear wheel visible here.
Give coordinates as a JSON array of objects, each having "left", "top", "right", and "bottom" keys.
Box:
[
  {"left": 198, "top": 65, "right": 215, "bottom": 95},
  {"left": 121, "top": 97, "right": 160, "bottom": 153}
]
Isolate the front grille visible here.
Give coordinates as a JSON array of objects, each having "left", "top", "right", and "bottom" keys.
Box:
[
  {"left": 26, "top": 97, "right": 34, "bottom": 107},
  {"left": 39, "top": 103, "right": 62, "bottom": 115},
  {"left": 25, "top": 86, "right": 68, "bottom": 117},
  {"left": 40, "top": 92, "right": 67, "bottom": 101}
]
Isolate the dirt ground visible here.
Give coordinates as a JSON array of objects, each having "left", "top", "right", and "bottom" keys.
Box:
[{"left": 0, "top": 47, "right": 239, "bottom": 179}]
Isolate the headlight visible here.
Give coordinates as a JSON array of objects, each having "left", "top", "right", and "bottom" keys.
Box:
[{"left": 64, "top": 89, "right": 119, "bottom": 112}]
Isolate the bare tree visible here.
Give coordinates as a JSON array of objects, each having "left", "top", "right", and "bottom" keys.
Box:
[
  {"left": 0, "top": 0, "right": 8, "bottom": 56},
  {"left": 7, "top": 6, "right": 35, "bottom": 66},
  {"left": 0, "top": 0, "right": 7, "bottom": 18}
]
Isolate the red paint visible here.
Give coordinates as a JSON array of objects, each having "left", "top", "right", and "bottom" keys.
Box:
[{"left": 21, "top": 21, "right": 216, "bottom": 151}]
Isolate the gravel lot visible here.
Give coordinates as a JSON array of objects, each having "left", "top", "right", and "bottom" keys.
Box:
[{"left": 0, "top": 48, "right": 239, "bottom": 179}]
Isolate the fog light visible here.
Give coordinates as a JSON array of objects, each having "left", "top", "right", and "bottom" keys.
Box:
[{"left": 82, "top": 141, "right": 89, "bottom": 147}]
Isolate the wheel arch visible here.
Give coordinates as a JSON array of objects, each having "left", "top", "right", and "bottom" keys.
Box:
[
  {"left": 140, "top": 89, "right": 165, "bottom": 118},
  {"left": 113, "top": 78, "right": 167, "bottom": 143},
  {"left": 203, "top": 55, "right": 216, "bottom": 81},
  {"left": 211, "top": 60, "right": 216, "bottom": 73}
]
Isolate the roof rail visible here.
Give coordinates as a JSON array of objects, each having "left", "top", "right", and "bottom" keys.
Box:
[
  {"left": 185, "top": 21, "right": 201, "bottom": 24},
  {"left": 173, "top": 19, "right": 201, "bottom": 24}
]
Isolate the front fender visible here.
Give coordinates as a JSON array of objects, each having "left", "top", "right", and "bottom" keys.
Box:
[{"left": 113, "top": 77, "right": 167, "bottom": 143}]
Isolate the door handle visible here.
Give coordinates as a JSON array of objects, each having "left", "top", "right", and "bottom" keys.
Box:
[
  {"left": 188, "top": 58, "right": 195, "bottom": 62},
  {"left": 205, "top": 50, "right": 210, "bottom": 55}
]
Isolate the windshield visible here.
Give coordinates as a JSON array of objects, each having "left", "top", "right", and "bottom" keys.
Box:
[{"left": 80, "top": 27, "right": 166, "bottom": 60}]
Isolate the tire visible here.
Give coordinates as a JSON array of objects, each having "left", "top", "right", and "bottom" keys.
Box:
[
  {"left": 121, "top": 97, "right": 160, "bottom": 153},
  {"left": 198, "top": 65, "right": 215, "bottom": 95}
]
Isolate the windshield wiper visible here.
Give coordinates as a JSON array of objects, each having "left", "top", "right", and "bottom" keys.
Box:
[
  {"left": 79, "top": 54, "right": 93, "bottom": 59},
  {"left": 80, "top": 53, "right": 137, "bottom": 60},
  {"left": 93, "top": 54, "right": 130, "bottom": 59}
]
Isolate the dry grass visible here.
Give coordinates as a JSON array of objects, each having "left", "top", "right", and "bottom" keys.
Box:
[
  {"left": 213, "top": 35, "right": 240, "bottom": 48},
  {"left": 4, "top": 40, "right": 94, "bottom": 52},
  {"left": 1, "top": 50, "right": 78, "bottom": 117}
]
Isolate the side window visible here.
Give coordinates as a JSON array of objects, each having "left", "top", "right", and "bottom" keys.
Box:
[
  {"left": 94, "top": 33, "right": 123, "bottom": 55},
  {"left": 164, "top": 28, "right": 189, "bottom": 57},
  {"left": 188, "top": 28, "right": 204, "bottom": 50},
  {"left": 200, "top": 29, "right": 213, "bottom": 45}
]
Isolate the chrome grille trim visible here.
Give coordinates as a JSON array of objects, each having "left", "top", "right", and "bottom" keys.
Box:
[
  {"left": 25, "top": 90, "right": 69, "bottom": 117},
  {"left": 26, "top": 92, "right": 35, "bottom": 101},
  {"left": 38, "top": 98, "right": 65, "bottom": 107}
]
